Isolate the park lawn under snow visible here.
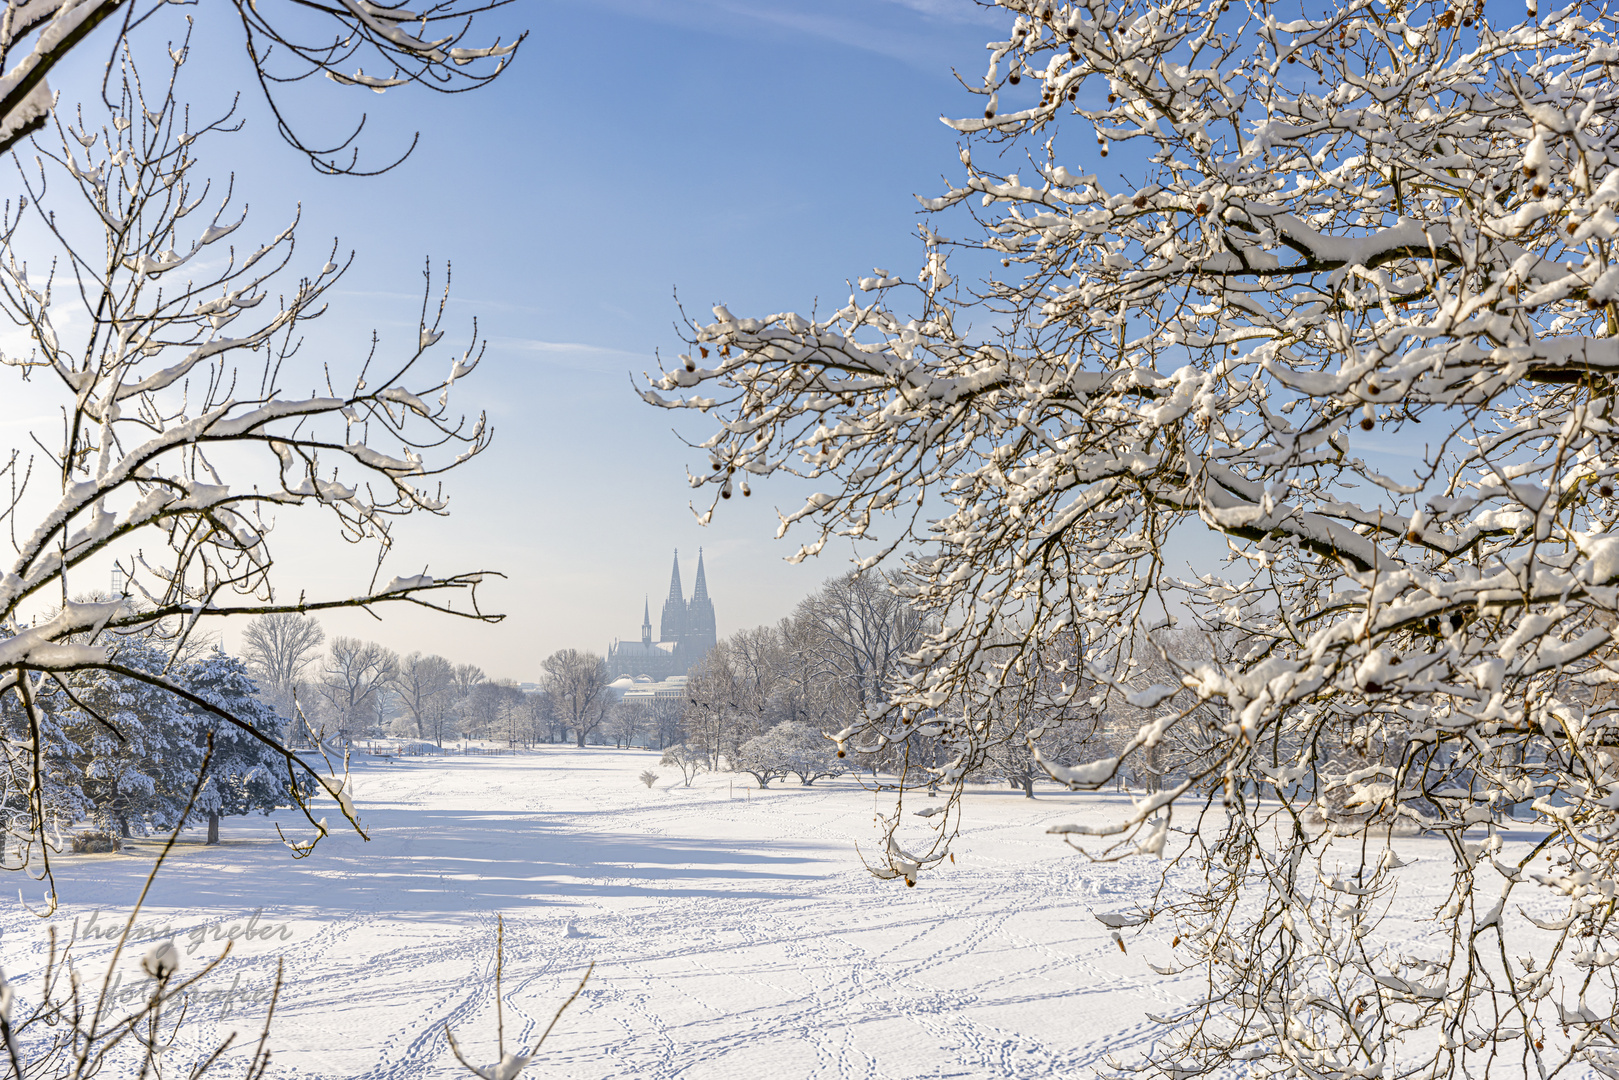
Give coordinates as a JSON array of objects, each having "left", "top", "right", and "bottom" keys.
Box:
[{"left": 0, "top": 750, "right": 1555, "bottom": 1079}]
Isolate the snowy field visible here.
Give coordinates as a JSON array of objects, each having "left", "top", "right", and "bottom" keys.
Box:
[{"left": 0, "top": 750, "right": 1561, "bottom": 1079}]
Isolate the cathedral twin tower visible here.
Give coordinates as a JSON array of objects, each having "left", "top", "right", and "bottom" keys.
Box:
[{"left": 606, "top": 549, "right": 718, "bottom": 680}]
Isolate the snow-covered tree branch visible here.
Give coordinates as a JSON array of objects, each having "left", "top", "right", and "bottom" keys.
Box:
[
  {"left": 0, "top": 0, "right": 522, "bottom": 173},
  {"left": 0, "top": 46, "right": 499, "bottom": 890},
  {"left": 647, "top": 0, "right": 1619, "bottom": 1076}
]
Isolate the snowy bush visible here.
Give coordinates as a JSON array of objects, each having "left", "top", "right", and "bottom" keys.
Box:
[
  {"left": 638, "top": 769, "right": 659, "bottom": 788},
  {"left": 731, "top": 733, "right": 788, "bottom": 789},
  {"left": 647, "top": 0, "right": 1619, "bottom": 1076},
  {"left": 741, "top": 722, "right": 842, "bottom": 787}
]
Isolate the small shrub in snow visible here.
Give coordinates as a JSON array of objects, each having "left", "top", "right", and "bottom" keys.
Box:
[
  {"left": 70, "top": 830, "right": 121, "bottom": 854},
  {"left": 638, "top": 770, "right": 658, "bottom": 788}
]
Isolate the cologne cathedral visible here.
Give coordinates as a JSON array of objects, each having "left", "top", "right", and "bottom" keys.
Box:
[{"left": 607, "top": 549, "right": 718, "bottom": 679}]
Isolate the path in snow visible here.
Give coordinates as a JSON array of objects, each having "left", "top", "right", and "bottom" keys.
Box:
[{"left": 0, "top": 750, "right": 1502, "bottom": 1079}]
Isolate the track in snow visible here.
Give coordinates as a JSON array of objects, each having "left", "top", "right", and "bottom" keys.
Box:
[{"left": 0, "top": 750, "right": 1486, "bottom": 1079}]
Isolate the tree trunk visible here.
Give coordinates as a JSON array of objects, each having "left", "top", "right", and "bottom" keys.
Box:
[
  {"left": 576, "top": 728, "right": 586, "bottom": 748},
  {"left": 117, "top": 814, "right": 130, "bottom": 839},
  {"left": 1022, "top": 775, "right": 1034, "bottom": 799},
  {"left": 206, "top": 811, "right": 220, "bottom": 845}
]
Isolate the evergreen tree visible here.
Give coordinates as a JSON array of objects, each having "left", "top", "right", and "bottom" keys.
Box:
[
  {"left": 181, "top": 649, "right": 302, "bottom": 845},
  {"left": 57, "top": 637, "right": 203, "bottom": 840}
]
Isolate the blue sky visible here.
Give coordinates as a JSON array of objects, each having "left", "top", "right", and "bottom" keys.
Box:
[{"left": 28, "top": 0, "right": 1007, "bottom": 678}]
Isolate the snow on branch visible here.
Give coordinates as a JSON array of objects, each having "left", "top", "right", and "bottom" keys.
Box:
[
  {"left": 0, "top": 50, "right": 498, "bottom": 880},
  {"left": 644, "top": 1, "right": 1619, "bottom": 1077}
]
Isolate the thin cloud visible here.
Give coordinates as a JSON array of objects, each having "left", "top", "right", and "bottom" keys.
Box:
[{"left": 570, "top": 0, "right": 999, "bottom": 69}]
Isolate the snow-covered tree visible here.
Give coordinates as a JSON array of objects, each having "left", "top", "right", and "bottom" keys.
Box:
[
  {"left": 604, "top": 699, "right": 644, "bottom": 749},
  {"left": 731, "top": 730, "right": 788, "bottom": 788},
  {"left": 0, "top": 40, "right": 505, "bottom": 885},
  {"left": 658, "top": 741, "right": 706, "bottom": 787},
  {"left": 18, "top": 634, "right": 199, "bottom": 840},
  {"left": 0, "top": 632, "right": 289, "bottom": 846},
  {"left": 742, "top": 721, "right": 842, "bottom": 787},
  {"left": 648, "top": 1, "right": 1619, "bottom": 1076},
  {"left": 181, "top": 648, "right": 300, "bottom": 844}
]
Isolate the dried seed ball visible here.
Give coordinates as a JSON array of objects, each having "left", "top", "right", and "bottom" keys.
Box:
[
  {"left": 1134, "top": 195, "right": 1148, "bottom": 208},
  {"left": 1602, "top": 483, "right": 1614, "bottom": 498},
  {"left": 1360, "top": 416, "right": 1375, "bottom": 430},
  {"left": 1195, "top": 202, "right": 1209, "bottom": 214},
  {"left": 1009, "top": 71, "right": 1020, "bottom": 84},
  {"left": 836, "top": 749, "right": 845, "bottom": 757},
  {"left": 1367, "top": 382, "right": 1380, "bottom": 395}
]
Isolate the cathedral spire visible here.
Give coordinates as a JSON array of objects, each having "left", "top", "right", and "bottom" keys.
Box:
[
  {"left": 692, "top": 548, "right": 709, "bottom": 602},
  {"left": 642, "top": 595, "right": 652, "bottom": 644},
  {"left": 684, "top": 547, "right": 717, "bottom": 664},
  {"left": 667, "top": 549, "right": 684, "bottom": 603},
  {"left": 659, "top": 549, "right": 687, "bottom": 644}
]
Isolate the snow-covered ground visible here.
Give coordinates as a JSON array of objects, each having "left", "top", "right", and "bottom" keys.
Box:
[{"left": 0, "top": 750, "right": 1542, "bottom": 1079}]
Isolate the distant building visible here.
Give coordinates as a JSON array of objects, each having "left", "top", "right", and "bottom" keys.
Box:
[
  {"left": 607, "top": 674, "right": 689, "bottom": 706},
  {"left": 607, "top": 549, "right": 718, "bottom": 680}
]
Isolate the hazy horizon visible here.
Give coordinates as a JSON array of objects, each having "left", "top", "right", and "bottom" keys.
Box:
[{"left": 5, "top": 1, "right": 1003, "bottom": 681}]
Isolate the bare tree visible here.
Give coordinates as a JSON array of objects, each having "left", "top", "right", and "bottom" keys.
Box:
[
  {"left": 392, "top": 652, "right": 454, "bottom": 742},
  {"left": 314, "top": 638, "right": 398, "bottom": 744},
  {"left": 604, "top": 700, "right": 643, "bottom": 749},
  {"left": 795, "top": 573, "right": 922, "bottom": 720},
  {"left": 541, "top": 649, "right": 609, "bottom": 748},
  {"left": 646, "top": 696, "right": 684, "bottom": 750},
  {"left": 659, "top": 742, "right": 706, "bottom": 787},
  {"left": 240, "top": 612, "right": 325, "bottom": 727}
]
